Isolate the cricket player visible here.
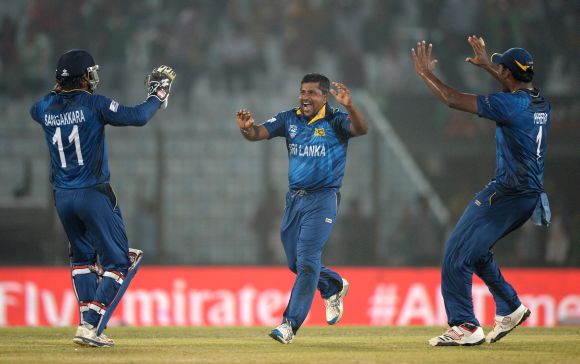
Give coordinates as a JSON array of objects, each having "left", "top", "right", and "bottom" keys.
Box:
[
  {"left": 235, "top": 73, "right": 368, "bottom": 344},
  {"left": 412, "top": 37, "right": 551, "bottom": 346},
  {"left": 30, "top": 49, "right": 175, "bottom": 347}
]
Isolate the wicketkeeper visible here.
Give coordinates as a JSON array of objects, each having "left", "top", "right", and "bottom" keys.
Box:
[{"left": 30, "top": 50, "right": 175, "bottom": 347}]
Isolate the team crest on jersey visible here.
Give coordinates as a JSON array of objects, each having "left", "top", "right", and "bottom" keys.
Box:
[
  {"left": 314, "top": 128, "right": 325, "bottom": 137},
  {"left": 289, "top": 125, "right": 298, "bottom": 139}
]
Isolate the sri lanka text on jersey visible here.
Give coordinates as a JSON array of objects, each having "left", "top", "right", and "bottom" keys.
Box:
[
  {"left": 44, "top": 110, "right": 86, "bottom": 126},
  {"left": 289, "top": 143, "right": 326, "bottom": 157}
]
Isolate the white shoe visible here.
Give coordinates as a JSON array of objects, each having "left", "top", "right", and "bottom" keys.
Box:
[
  {"left": 128, "top": 248, "right": 143, "bottom": 270},
  {"left": 428, "top": 323, "right": 485, "bottom": 346},
  {"left": 269, "top": 321, "right": 294, "bottom": 344},
  {"left": 325, "top": 278, "right": 349, "bottom": 325},
  {"left": 73, "top": 322, "right": 115, "bottom": 347},
  {"left": 486, "top": 304, "right": 531, "bottom": 343}
]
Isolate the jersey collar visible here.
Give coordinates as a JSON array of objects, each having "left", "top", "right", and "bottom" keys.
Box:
[{"left": 295, "top": 104, "right": 328, "bottom": 125}]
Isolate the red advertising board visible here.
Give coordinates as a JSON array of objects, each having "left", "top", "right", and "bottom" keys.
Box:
[{"left": 0, "top": 267, "right": 579, "bottom": 327}]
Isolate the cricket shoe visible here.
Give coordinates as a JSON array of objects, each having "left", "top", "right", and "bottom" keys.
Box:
[
  {"left": 73, "top": 322, "right": 114, "bottom": 347},
  {"left": 128, "top": 248, "right": 143, "bottom": 270},
  {"left": 325, "top": 278, "right": 349, "bottom": 325},
  {"left": 428, "top": 323, "right": 485, "bottom": 346},
  {"left": 486, "top": 304, "right": 531, "bottom": 344},
  {"left": 269, "top": 321, "right": 294, "bottom": 344}
]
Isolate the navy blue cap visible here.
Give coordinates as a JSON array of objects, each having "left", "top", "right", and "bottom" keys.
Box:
[
  {"left": 56, "top": 49, "right": 96, "bottom": 78},
  {"left": 491, "top": 48, "right": 534, "bottom": 80}
]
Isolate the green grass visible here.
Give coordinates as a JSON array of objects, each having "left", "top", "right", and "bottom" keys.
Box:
[{"left": 1, "top": 326, "right": 579, "bottom": 364}]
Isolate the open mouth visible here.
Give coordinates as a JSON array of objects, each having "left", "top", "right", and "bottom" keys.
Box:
[{"left": 301, "top": 101, "right": 312, "bottom": 114}]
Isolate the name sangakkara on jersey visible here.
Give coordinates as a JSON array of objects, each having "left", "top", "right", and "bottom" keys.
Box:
[
  {"left": 289, "top": 143, "right": 326, "bottom": 157},
  {"left": 44, "top": 110, "right": 86, "bottom": 126}
]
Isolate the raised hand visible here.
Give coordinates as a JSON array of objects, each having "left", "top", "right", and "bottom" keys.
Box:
[
  {"left": 411, "top": 40, "right": 438, "bottom": 77},
  {"left": 465, "top": 35, "right": 490, "bottom": 68},
  {"left": 235, "top": 109, "right": 255, "bottom": 131},
  {"left": 329, "top": 82, "right": 352, "bottom": 108},
  {"left": 146, "top": 65, "right": 176, "bottom": 109}
]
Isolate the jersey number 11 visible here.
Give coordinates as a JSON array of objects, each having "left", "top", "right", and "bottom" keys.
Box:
[{"left": 52, "top": 125, "right": 84, "bottom": 168}]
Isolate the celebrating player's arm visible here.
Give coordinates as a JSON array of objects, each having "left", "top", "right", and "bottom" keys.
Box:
[
  {"left": 411, "top": 40, "right": 478, "bottom": 114},
  {"left": 329, "top": 82, "right": 368, "bottom": 136},
  {"left": 101, "top": 65, "right": 176, "bottom": 127},
  {"left": 236, "top": 109, "right": 270, "bottom": 141},
  {"left": 465, "top": 35, "right": 505, "bottom": 87}
]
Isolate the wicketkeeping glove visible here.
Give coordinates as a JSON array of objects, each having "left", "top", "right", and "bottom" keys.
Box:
[{"left": 145, "top": 65, "right": 176, "bottom": 109}]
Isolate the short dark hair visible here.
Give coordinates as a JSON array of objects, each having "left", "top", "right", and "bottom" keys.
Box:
[
  {"left": 301, "top": 73, "right": 330, "bottom": 94},
  {"left": 511, "top": 68, "right": 534, "bottom": 83},
  {"left": 56, "top": 75, "right": 85, "bottom": 90}
]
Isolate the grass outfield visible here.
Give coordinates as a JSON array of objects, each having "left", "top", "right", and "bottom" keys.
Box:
[{"left": 1, "top": 326, "right": 579, "bottom": 364}]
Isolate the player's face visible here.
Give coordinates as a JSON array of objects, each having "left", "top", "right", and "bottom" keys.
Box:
[{"left": 299, "top": 82, "right": 328, "bottom": 118}]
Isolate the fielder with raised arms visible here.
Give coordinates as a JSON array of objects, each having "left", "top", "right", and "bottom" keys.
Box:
[{"left": 412, "top": 37, "right": 551, "bottom": 346}]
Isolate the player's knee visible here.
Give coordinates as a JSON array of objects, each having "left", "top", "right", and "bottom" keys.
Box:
[
  {"left": 298, "top": 265, "right": 315, "bottom": 276},
  {"left": 442, "top": 258, "right": 467, "bottom": 273},
  {"left": 101, "top": 257, "right": 130, "bottom": 275},
  {"left": 296, "top": 259, "right": 318, "bottom": 276},
  {"left": 473, "top": 251, "right": 494, "bottom": 268}
]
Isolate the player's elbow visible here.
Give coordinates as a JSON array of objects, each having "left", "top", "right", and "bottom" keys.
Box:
[
  {"left": 355, "top": 125, "right": 368, "bottom": 136},
  {"left": 134, "top": 117, "right": 150, "bottom": 126},
  {"left": 444, "top": 92, "right": 464, "bottom": 110},
  {"left": 130, "top": 112, "right": 154, "bottom": 126},
  {"left": 351, "top": 122, "right": 369, "bottom": 136},
  {"left": 447, "top": 99, "right": 460, "bottom": 109},
  {"left": 446, "top": 93, "right": 478, "bottom": 114},
  {"left": 440, "top": 91, "right": 453, "bottom": 107}
]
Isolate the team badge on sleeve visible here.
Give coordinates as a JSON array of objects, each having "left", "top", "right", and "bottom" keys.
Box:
[{"left": 109, "top": 100, "right": 119, "bottom": 112}]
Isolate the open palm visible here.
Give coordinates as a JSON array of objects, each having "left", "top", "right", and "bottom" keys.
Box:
[
  {"left": 330, "top": 82, "right": 352, "bottom": 107},
  {"left": 465, "top": 35, "right": 490, "bottom": 68},
  {"left": 411, "top": 40, "right": 438, "bottom": 77}
]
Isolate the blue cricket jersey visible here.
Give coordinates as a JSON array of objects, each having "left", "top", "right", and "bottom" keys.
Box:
[
  {"left": 477, "top": 88, "right": 551, "bottom": 194},
  {"left": 263, "top": 104, "right": 353, "bottom": 191},
  {"left": 30, "top": 90, "right": 160, "bottom": 189}
]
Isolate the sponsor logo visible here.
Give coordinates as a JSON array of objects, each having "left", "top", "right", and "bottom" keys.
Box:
[
  {"left": 61, "top": 69, "right": 69, "bottom": 77},
  {"left": 325, "top": 218, "right": 333, "bottom": 224},
  {"left": 1, "top": 268, "right": 579, "bottom": 327},
  {"left": 314, "top": 128, "right": 325, "bottom": 137},
  {"left": 289, "top": 125, "right": 298, "bottom": 139},
  {"left": 515, "top": 59, "right": 531, "bottom": 71},
  {"left": 109, "top": 100, "right": 119, "bottom": 112}
]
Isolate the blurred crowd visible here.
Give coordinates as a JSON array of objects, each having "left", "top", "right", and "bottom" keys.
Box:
[
  {"left": 1, "top": 0, "right": 578, "bottom": 100},
  {"left": 0, "top": 0, "right": 578, "bottom": 267}
]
